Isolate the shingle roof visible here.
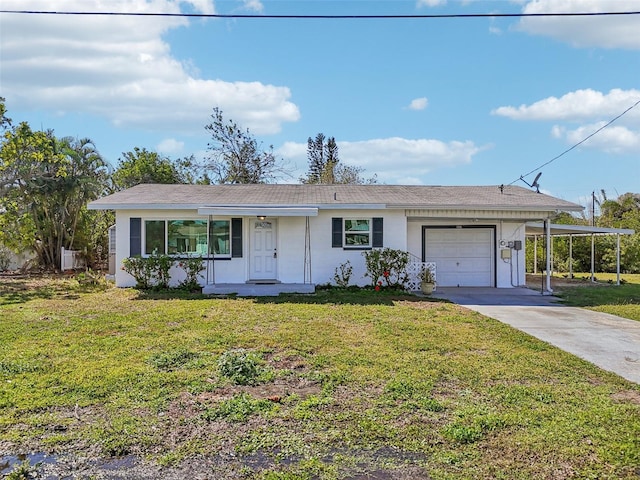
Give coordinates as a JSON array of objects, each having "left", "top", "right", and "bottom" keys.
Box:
[{"left": 88, "top": 183, "right": 583, "bottom": 212}]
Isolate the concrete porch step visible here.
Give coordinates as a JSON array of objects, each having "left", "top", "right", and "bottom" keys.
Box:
[{"left": 202, "top": 283, "right": 315, "bottom": 297}]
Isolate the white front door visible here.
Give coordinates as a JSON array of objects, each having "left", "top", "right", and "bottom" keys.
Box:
[{"left": 251, "top": 218, "right": 277, "bottom": 280}]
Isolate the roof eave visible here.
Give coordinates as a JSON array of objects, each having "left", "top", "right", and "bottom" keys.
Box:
[{"left": 391, "top": 204, "right": 584, "bottom": 212}]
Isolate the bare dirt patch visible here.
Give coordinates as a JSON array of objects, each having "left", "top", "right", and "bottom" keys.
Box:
[{"left": 611, "top": 389, "right": 640, "bottom": 405}]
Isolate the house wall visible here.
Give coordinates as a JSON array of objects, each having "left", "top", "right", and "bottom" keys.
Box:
[
  {"left": 307, "top": 209, "right": 407, "bottom": 286},
  {"left": 115, "top": 209, "right": 199, "bottom": 287},
  {"left": 407, "top": 219, "right": 527, "bottom": 288},
  {"left": 114, "top": 208, "right": 528, "bottom": 289},
  {"left": 114, "top": 208, "right": 408, "bottom": 288}
]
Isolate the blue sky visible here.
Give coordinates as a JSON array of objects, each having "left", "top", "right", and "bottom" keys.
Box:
[{"left": 1, "top": 0, "right": 639, "bottom": 209}]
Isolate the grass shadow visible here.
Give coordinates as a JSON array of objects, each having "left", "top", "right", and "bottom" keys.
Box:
[
  {"left": 129, "top": 286, "right": 448, "bottom": 306},
  {"left": 0, "top": 274, "right": 111, "bottom": 305},
  {"left": 255, "top": 289, "right": 448, "bottom": 306}
]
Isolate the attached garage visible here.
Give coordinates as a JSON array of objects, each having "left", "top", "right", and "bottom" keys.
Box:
[{"left": 423, "top": 227, "right": 495, "bottom": 287}]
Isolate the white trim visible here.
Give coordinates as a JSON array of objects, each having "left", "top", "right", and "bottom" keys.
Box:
[
  {"left": 526, "top": 222, "right": 634, "bottom": 236},
  {"left": 198, "top": 207, "right": 319, "bottom": 217}
]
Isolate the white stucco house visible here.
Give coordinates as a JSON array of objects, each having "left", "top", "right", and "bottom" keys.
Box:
[{"left": 88, "top": 183, "right": 582, "bottom": 294}]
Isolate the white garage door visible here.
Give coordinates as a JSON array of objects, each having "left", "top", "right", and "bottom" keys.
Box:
[{"left": 425, "top": 228, "right": 494, "bottom": 287}]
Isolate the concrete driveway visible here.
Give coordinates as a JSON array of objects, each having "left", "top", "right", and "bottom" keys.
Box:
[{"left": 431, "top": 287, "right": 640, "bottom": 384}]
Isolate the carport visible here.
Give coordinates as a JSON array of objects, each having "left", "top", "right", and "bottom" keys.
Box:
[{"left": 525, "top": 222, "right": 635, "bottom": 292}]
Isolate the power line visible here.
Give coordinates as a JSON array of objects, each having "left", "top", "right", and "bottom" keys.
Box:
[
  {"left": 510, "top": 98, "right": 640, "bottom": 186},
  {"left": 1, "top": 10, "right": 640, "bottom": 19}
]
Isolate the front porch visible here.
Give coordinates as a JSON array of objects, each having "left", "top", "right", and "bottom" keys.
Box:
[{"left": 203, "top": 283, "right": 315, "bottom": 296}]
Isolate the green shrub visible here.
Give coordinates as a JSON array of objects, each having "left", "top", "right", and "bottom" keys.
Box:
[
  {"left": 122, "top": 253, "right": 174, "bottom": 289},
  {"left": 362, "top": 248, "right": 410, "bottom": 289},
  {"left": 152, "top": 254, "right": 173, "bottom": 289},
  {"left": 177, "top": 255, "right": 205, "bottom": 291},
  {"left": 217, "top": 348, "right": 262, "bottom": 385},
  {"left": 122, "top": 256, "right": 154, "bottom": 289},
  {"left": 333, "top": 260, "right": 353, "bottom": 287}
]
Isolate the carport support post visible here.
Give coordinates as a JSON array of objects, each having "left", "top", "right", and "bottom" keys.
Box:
[
  {"left": 545, "top": 219, "right": 552, "bottom": 294},
  {"left": 616, "top": 233, "right": 621, "bottom": 286},
  {"left": 533, "top": 236, "right": 538, "bottom": 274},
  {"left": 591, "top": 234, "right": 595, "bottom": 283},
  {"left": 569, "top": 235, "right": 573, "bottom": 279}
]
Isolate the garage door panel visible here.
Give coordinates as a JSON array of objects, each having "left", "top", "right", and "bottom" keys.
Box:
[{"left": 425, "top": 228, "right": 494, "bottom": 287}]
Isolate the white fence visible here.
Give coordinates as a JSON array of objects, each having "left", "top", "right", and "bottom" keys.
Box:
[
  {"left": 405, "top": 261, "right": 437, "bottom": 291},
  {"left": 61, "top": 247, "right": 85, "bottom": 271}
]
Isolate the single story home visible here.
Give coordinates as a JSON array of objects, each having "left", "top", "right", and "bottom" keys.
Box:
[{"left": 88, "top": 183, "right": 583, "bottom": 294}]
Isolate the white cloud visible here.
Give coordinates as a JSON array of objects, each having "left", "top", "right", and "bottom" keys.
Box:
[
  {"left": 492, "top": 89, "right": 640, "bottom": 122},
  {"left": 278, "top": 137, "right": 484, "bottom": 185},
  {"left": 552, "top": 122, "right": 640, "bottom": 154},
  {"left": 416, "top": 0, "right": 447, "bottom": 7},
  {"left": 0, "top": 0, "right": 300, "bottom": 135},
  {"left": 156, "top": 138, "right": 185, "bottom": 155},
  {"left": 407, "top": 97, "right": 428, "bottom": 111},
  {"left": 517, "top": 0, "right": 640, "bottom": 49},
  {"left": 494, "top": 88, "right": 640, "bottom": 154},
  {"left": 241, "top": 0, "right": 264, "bottom": 13}
]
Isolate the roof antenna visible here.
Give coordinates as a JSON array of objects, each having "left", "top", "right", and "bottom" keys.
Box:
[{"left": 519, "top": 172, "right": 542, "bottom": 193}]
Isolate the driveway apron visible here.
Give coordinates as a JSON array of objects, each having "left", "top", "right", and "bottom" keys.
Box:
[{"left": 431, "top": 287, "right": 640, "bottom": 384}]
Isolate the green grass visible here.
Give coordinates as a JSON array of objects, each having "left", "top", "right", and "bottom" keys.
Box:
[
  {"left": 550, "top": 272, "right": 640, "bottom": 321},
  {"left": 1, "top": 276, "right": 639, "bottom": 479}
]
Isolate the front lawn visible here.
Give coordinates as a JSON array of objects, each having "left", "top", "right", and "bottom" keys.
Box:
[
  {"left": 546, "top": 273, "right": 640, "bottom": 322},
  {"left": 1, "top": 275, "right": 639, "bottom": 479}
]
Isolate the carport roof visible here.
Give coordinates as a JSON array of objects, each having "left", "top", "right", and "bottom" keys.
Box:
[{"left": 526, "top": 222, "right": 635, "bottom": 236}]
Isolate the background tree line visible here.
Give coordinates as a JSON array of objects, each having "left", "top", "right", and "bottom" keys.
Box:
[
  {"left": 526, "top": 191, "right": 640, "bottom": 274},
  {"left": 0, "top": 100, "right": 374, "bottom": 271}
]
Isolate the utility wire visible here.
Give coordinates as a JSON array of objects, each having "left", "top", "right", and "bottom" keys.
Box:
[
  {"left": 1, "top": 10, "right": 640, "bottom": 19},
  {"left": 510, "top": 98, "right": 640, "bottom": 186}
]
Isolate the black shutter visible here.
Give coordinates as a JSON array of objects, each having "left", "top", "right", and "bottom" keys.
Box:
[
  {"left": 372, "top": 217, "right": 383, "bottom": 248},
  {"left": 130, "top": 218, "right": 141, "bottom": 256},
  {"left": 332, "top": 217, "right": 343, "bottom": 248},
  {"left": 231, "top": 218, "right": 243, "bottom": 258}
]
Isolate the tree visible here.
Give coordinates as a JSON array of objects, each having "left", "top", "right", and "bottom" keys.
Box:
[
  {"left": 112, "top": 147, "right": 201, "bottom": 191},
  {"left": 0, "top": 97, "right": 11, "bottom": 131},
  {"left": 204, "top": 107, "right": 284, "bottom": 184},
  {"left": 303, "top": 133, "right": 339, "bottom": 184},
  {"left": 598, "top": 192, "right": 640, "bottom": 273},
  {"left": 301, "top": 133, "right": 377, "bottom": 184},
  {"left": 0, "top": 121, "right": 110, "bottom": 269}
]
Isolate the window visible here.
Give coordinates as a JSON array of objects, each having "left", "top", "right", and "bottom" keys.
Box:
[
  {"left": 332, "top": 217, "right": 383, "bottom": 249},
  {"left": 168, "top": 220, "right": 208, "bottom": 255},
  {"left": 144, "top": 220, "right": 165, "bottom": 255},
  {"left": 344, "top": 219, "right": 371, "bottom": 247},
  {"left": 209, "top": 220, "right": 230, "bottom": 256},
  {"left": 141, "top": 218, "right": 235, "bottom": 257}
]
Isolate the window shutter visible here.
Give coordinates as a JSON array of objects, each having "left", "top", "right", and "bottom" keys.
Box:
[
  {"left": 372, "top": 217, "right": 383, "bottom": 248},
  {"left": 332, "top": 217, "right": 343, "bottom": 248},
  {"left": 130, "top": 218, "right": 141, "bottom": 256},
  {"left": 231, "top": 218, "right": 243, "bottom": 258}
]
